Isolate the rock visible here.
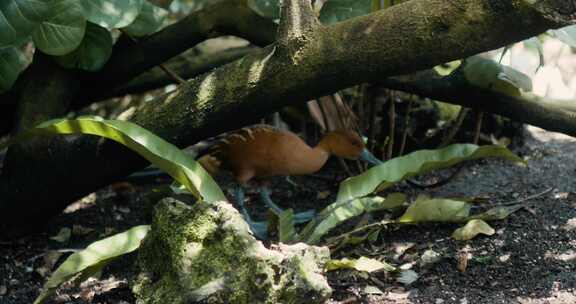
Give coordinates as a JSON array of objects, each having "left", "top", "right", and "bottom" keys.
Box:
[{"left": 133, "top": 198, "right": 332, "bottom": 304}]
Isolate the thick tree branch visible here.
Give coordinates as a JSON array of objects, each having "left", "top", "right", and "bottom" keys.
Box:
[
  {"left": 379, "top": 70, "right": 576, "bottom": 137},
  {"left": 76, "top": 0, "right": 276, "bottom": 107},
  {"left": 0, "top": 0, "right": 573, "bottom": 236},
  {"left": 277, "top": 0, "right": 318, "bottom": 42},
  {"left": 111, "top": 46, "right": 258, "bottom": 98}
]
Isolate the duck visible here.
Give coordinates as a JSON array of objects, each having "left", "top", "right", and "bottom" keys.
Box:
[{"left": 197, "top": 124, "right": 382, "bottom": 239}]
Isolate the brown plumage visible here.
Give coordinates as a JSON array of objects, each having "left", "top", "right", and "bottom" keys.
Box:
[
  {"left": 197, "top": 124, "right": 379, "bottom": 239},
  {"left": 197, "top": 125, "right": 366, "bottom": 183}
]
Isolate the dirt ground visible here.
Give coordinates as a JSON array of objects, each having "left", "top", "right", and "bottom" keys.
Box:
[{"left": 0, "top": 125, "right": 574, "bottom": 304}]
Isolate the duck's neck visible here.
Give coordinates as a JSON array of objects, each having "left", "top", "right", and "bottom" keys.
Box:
[{"left": 303, "top": 146, "right": 330, "bottom": 174}]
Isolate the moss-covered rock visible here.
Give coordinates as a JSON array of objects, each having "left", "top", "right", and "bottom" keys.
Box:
[{"left": 133, "top": 198, "right": 332, "bottom": 304}]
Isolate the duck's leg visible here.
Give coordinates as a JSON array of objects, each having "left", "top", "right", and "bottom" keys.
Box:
[
  {"left": 235, "top": 185, "right": 268, "bottom": 240},
  {"left": 258, "top": 186, "right": 315, "bottom": 224}
]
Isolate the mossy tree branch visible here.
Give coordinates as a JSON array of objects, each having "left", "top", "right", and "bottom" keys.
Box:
[
  {"left": 0, "top": 0, "right": 574, "bottom": 236},
  {"left": 379, "top": 70, "right": 576, "bottom": 137}
]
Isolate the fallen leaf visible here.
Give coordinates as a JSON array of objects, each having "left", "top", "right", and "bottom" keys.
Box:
[
  {"left": 452, "top": 219, "right": 495, "bottom": 241},
  {"left": 396, "top": 269, "right": 419, "bottom": 285},
  {"left": 326, "top": 256, "right": 396, "bottom": 273}
]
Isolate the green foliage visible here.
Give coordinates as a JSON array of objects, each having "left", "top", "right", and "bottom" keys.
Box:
[
  {"left": 0, "top": 0, "right": 51, "bottom": 46},
  {"left": 123, "top": 0, "right": 168, "bottom": 37},
  {"left": 336, "top": 144, "right": 525, "bottom": 204},
  {"left": 54, "top": 22, "right": 113, "bottom": 71},
  {"left": 297, "top": 144, "right": 524, "bottom": 245},
  {"left": 278, "top": 208, "right": 298, "bottom": 243},
  {"left": 31, "top": 0, "right": 87, "bottom": 56},
  {"left": 301, "top": 193, "right": 405, "bottom": 244},
  {"left": 0, "top": 46, "right": 28, "bottom": 93},
  {"left": 326, "top": 256, "right": 396, "bottom": 272},
  {"left": 81, "top": 0, "right": 144, "bottom": 28},
  {"left": 34, "top": 225, "right": 150, "bottom": 304},
  {"left": 0, "top": 0, "right": 167, "bottom": 91},
  {"left": 461, "top": 56, "right": 532, "bottom": 96},
  {"left": 319, "top": 0, "right": 371, "bottom": 24},
  {"left": 1, "top": 116, "right": 226, "bottom": 202}
]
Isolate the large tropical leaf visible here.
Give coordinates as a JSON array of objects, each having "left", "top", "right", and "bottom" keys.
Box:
[
  {"left": 123, "top": 1, "right": 167, "bottom": 37},
  {"left": 336, "top": 144, "right": 524, "bottom": 204},
  {"left": 1, "top": 116, "right": 225, "bottom": 202},
  {"left": 33, "top": 225, "right": 150, "bottom": 304},
  {"left": 0, "top": 46, "right": 29, "bottom": 93},
  {"left": 319, "top": 0, "right": 371, "bottom": 24},
  {"left": 397, "top": 196, "right": 471, "bottom": 223},
  {"left": 31, "top": 0, "right": 86, "bottom": 55},
  {"left": 55, "top": 22, "right": 113, "bottom": 71},
  {"left": 81, "top": 0, "right": 144, "bottom": 28},
  {"left": 302, "top": 193, "right": 406, "bottom": 244},
  {"left": 0, "top": 0, "right": 51, "bottom": 47},
  {"left": 461, "top": 56, "right": 532, "bottom": 96}
]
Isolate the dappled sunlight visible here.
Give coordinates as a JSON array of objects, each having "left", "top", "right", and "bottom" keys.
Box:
[
  {"left": 562, "top": 217, "right": 576, "bottom": 231},
  {"left": 527, "top": 125, "right": 576, "bottom": 143},
  {"left": 247, "top": 47, "right": 275, "bottom": 87},
  {"left": 195, "top": 72, "right": 217, "bottom": 108},
  {"left": 544, "top": 249, "right": 576, "bottom": 262}
]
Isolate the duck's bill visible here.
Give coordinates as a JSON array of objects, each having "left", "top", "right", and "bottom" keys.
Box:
[{"left": 360, "top": 149, "right": 383, "bottom": 166}]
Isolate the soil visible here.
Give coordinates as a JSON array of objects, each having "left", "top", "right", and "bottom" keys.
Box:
[{"left": 0, "top": 126, "right": 574, "bottom": 304}]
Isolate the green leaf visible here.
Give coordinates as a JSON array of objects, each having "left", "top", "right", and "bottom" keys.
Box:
[
  {"left": 303, "top": 193, "right": 405, "bottom": 244},
  {"left": 247, "top": 0, "right": 279, "bottom": 19},
  {"left": 0, "top": 0, "right": 51, "bottom": 47},
  {"left": 550, "top": 25, "right": 576, "bottom": 48},
  {"left": 54, "top": 22, "right": 112, "bottom": 71},
  {"left": 123, "top": 1, "right": 167, "bottom": 37},
  {"left": 452, "top": 219, "right": 495, "bottom": 241},
  {"left": 469, "top": 204, "right": 524, "bottom": 221},
  {"left": 33, "top": 225, "right": 150, "bottom": 304},
  {"left": 462, "top": 56, "right": 532, "bottom": 96},
  {"left": 81, "top": 0, "right": 144, "bottom": 28},
  {"left": 0, "top": 46, "right": 29, "bottom": 93},
  {"left": 319, "top": 0, "right": 371, "bottom": 25},
  {"left": 336, "top": 144, "right": 525, "bottom": 204},
  {"left": 32, "top": 0, "right": 86, "bottom": 55},
  {"left": 278, "top": 208, "right": 298, "bottom": 243},
  {"left": 2, "top": 116, "right": 226, "bottom": 202},
  {"left": 326, "top": 256, "right": 396, "bottom": 273},
  {"left": 398, "top": 196, "right": 471, "bottom": 223}
]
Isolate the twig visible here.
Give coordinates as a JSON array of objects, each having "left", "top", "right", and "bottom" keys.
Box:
[
  {"left": 473, "top": 110, "right": 484, "bottom": 145},
  {"left": 486, "top": 188, "right": 553, "bottom": 208},
  {"left": 398, "top": 95, "right": 414, "bottom": 156},
  {"left": 386, "top": 91, "right": 396, "bottom": 159},
  {"left": 120, "top": 30, "right": 186, "bottom": 85}
]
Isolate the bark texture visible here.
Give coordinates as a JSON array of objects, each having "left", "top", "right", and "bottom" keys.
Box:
[{"left": 0, "top": 0, "right": 574, "bottom": 236}]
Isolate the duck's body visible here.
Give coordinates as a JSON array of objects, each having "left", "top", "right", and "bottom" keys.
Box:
[
  {"left": 199, "top": 125, "right": 366, "bottom": 183},
  {"left": 197, "top": 124, "right": 380, "bottom": 239}
]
